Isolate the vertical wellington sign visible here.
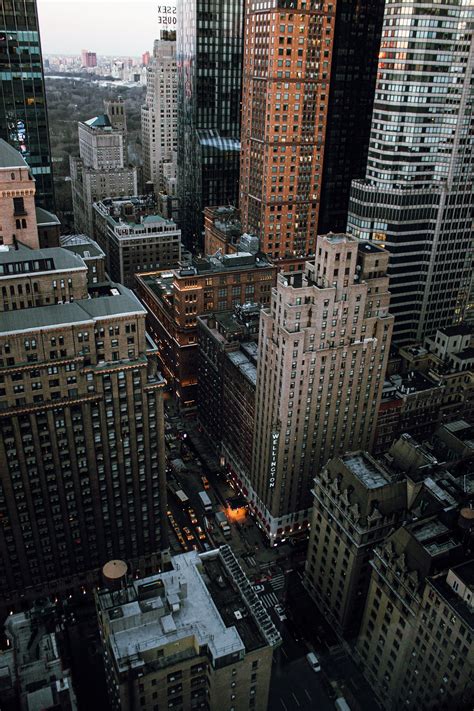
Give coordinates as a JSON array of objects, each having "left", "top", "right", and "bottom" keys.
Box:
[
  {"left": 269, "top": 431, "right": 279, "bottom": 489},
  {"left": 157, "top": 4, "right": 177, "bottom": 26}
]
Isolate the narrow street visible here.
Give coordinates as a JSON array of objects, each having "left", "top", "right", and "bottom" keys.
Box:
[{"left": 163, "top": 401, "right": 381, "bottom": 711}]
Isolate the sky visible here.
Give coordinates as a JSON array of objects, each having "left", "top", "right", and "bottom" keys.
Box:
[{"left": 37, "top": 1, "right": 171, "bottom": 57}]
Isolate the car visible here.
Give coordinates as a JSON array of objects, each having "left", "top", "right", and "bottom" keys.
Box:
[
  {"left": 274, "top": 604, "right": 287, "bottom": 621},
  {"left": 306, "top": 652, "right": 321, "bottom": 673},
  {"left": 201, "top": 475, "right": 210, "bottom": 490},
  {"left": 253, "top": 584, "right": 264, "bottom": 594},
  {"left": 183, "top": 526, "right": 195, "bottom": 542},
  {"left": 196, "top": 526, "right": 206, "bottom": 541},
  {"left": 188, "top": 508, "right": 198, "bottom": 524}
]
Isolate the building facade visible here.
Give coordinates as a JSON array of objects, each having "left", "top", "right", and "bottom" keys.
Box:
[
  {"left": 93, "top": 196, "right": 181, "bottom": 287},
  {"left": 239, "top": 0, "right": 336, "bottom": 259},
  {"left": 244, "top": 235, "right": 393, "bottom": 542},
  {"left": 357, "top": 514, "right": 473, "bottom": 710},
  {"left": 96, "top": 548, "right": 280, "bottom": 711},
  {"left": 70, "top": 102, "right": 138, "bottom": 237},
  {"left": 317, "top": 0, "right": 385, "bottom": 235},
  {"left": 0, "top": 0, "right": 55, "bottom": 210},
  {"left": 305, "top": 451, "right": 408, "bottom": 636},
  {"left": 177, "top": 0, "right": 244, "bottom": 246},
  {"left": 198, "top": 306, "right": 260, "bottom": 479},
  {"left": 136, "top": 252, "right": 275, "bottom": 408},
  {"left": 0, "top": 139, "right": 39, "bottom": 249},
  {"left": 347, "top": 0, "right": 474, "bottom": 343},
  {"left": 141, "top": 32, "right": 177, "bottom": 194},
  {"left": 0, "top": 243, "right": 168, "bottom": 615}
]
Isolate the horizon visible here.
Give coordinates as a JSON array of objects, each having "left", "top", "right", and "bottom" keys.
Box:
[{"left": 37, "top": 0, "right": 168, "bottom": 56}]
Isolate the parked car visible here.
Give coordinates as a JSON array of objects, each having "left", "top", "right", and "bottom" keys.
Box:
[
  {"left": 306, "top": 652, "right": 321, "bottom": 673},
  {"left": 253, "top": 584, "right": 264, "bottom": 594},
  {"left": 275, "top": 604, "right": 287, "bottom": 621}
]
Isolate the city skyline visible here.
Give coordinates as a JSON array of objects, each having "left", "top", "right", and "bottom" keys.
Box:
[{"left": 37, "top": 0, "right": 166, "bottom": 56}]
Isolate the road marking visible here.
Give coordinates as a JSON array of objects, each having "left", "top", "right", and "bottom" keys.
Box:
[
  {"left": 281, "top": 646, "right": 288, "bottom": 659},
  {"left": 304, "top": 689, "right": 312, "bottom": 701},
  {"left": 260, "top": 592, "right": 279, "bottom": 609},
  {"left": 291, "top": 692, "right": 301, "bottom": 707},
  {"left": 280, "top": 699, "right": 288, "bottom": 711}
]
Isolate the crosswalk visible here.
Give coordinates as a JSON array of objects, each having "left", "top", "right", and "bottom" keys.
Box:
[
  {"left": 270, "top": 573, "right": 286, "bottom": 592},
  {"left": 259, "top": 592, "right": 278, "bottom": 609}
]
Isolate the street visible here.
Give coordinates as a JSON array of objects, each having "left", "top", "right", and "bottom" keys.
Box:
[{"left": 163, "top": 402, "right": 382, "bottom": 711}]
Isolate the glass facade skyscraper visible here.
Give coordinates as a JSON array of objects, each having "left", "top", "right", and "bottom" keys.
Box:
[
  {"left": 0, "top": 0, "right": 55, "bottom": 210},
  {"left": 177, "top": 0, "right": 244, "bottom": 247},
  {"left": 347, "top": 0, "right": 473, "bottom": 344},
  {"left": 317, "top": 0, "right": 385, "bottom": 235}
]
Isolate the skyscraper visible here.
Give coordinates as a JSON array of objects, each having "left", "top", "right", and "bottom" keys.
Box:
[
  {"left": 317, "top": 0, "right": 385, "bottom": 235},
  {"left": 347, "top": 0, "right": 474, "bottom": 344},
  {"left": 0, "top": 159, "right": 168, "bottom": 614},
  {"left": 177, "top": 0, "right": 244, "bottom": 246},
  {"left": 240, "top": 1, "right": 386, "bottom": 258},
  {"left": 141, "top": 32, "right": 177, "bottom": 193},
  {"left": 246, "top": 234, "right": 393, "bottom": 542},
  {"left": 239, "top": 0, "right": 336, "bottom": 259},
  {"left": 0, "top": 0, "right": 55, "bottom": 210}
]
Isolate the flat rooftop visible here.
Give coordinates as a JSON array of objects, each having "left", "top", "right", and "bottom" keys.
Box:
[
  {"left": 342, "top": 452, "right": 394, "bottom": 489},
  {"left": 439, "top": 323, "right": 472, "bottom": 337},
  {"left": 0, "top": 283, "right": 144, "bottom": 335},
  {"left": 227, "top": 347, "right": 257, "bottom": 386},
  {"left": 385, "top": 370, "right": 440, "bottom": 395},
  {"left": 96, "top": 548, "right": 280, "bottom": 674}
]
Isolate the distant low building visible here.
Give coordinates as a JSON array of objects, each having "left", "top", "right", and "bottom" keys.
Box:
[{"left": 96, "top": 547, "right": 280, "bottom": 711}]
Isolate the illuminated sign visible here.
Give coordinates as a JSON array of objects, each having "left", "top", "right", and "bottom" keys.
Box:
[
  {"left": 157, "top": 4, "right": 176, "bottom": 25},
  {"left": 269, "top": 431, "right": 279, "bottom": 488}
]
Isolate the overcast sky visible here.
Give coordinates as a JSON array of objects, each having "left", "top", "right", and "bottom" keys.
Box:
[{"left": 37, "top": 1, "right": 164, "bottom": 57}]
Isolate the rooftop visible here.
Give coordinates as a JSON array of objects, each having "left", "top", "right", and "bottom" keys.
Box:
[
  {"left": 84, "top": 114, "right": 112, "bottom": 129},
  {"left": 342, "top": 452, "right": 394, "bottom": 490},
  {"left": 357, "top": 240, "right": 385, "bottom": 255},
  {"left": 227, "top": 348, "right": 258, "bottom": 386},
  {"left": 35, "top": 206, "right": 61, "bottom": 226},
  {"left": 0, "top": 139, "right": 28, "bottom": 169},
  {"left": 384, "top": 370, "right": 441, "bottom": 397},
  {"left": 97, "top": 548, "right": 280, "bottom": 673},
  {"left": 0, "top": 246, "right": 86, "bottom": 276},
  {"left": 60, "top": 234, "right": 105, "bottom": 259},
  {"left": 439, "top": 323, "right": 472, "bottom": 338},
  {"left": 0, "top": 283, "right": 144, "bottom": 336}
]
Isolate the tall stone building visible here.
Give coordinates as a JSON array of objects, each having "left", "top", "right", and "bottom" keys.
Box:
[
  {"left": 177, "top": 0, "right": 244, "bottom": 246},
  {"left": 70, "top": 100, "right": 138, "bottom": 237},
  {"left": 347, "top": 0, "right": 474, "bottom": 343},
  {"left": 0, "top": 0, "right": 55, "bottom": 210},
  {"left": 245, "top": 234, "right": 393, "bottom": 542},
  {"left": 240, "top": 0, "right": 386, "bottom": 257},
  {"left": 304, "top": 434, "right": 441, "bottom": 635},
  {"left": 0, "top": 191, "right": 167, "bottom": 614},
  {"left": 358, "top": 512, "right": 473, "bottom": 710},
  {"left": 96, "top": 548, "right": 280, "bottom": 711},
  {"left": 141, "top": 32, "right": 177, "bottom": 195}
]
